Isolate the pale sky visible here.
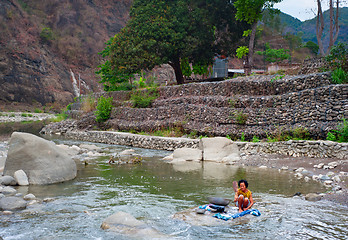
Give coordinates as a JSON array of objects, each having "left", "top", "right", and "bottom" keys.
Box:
[{"left": 274, "top": 0, "right": 348, "bottom": 21}]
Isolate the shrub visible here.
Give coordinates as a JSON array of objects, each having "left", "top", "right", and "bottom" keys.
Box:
[
  {"left": 337, "top": 118, "right": 348, "bottom": 142},
  {"left": 40, "top": 27, "right": 54, "bottom": 43},
  {"left": 326, "top": 131, "right": 336, "bottom": 141},
  {"left": 292, "top": 127, "right": 311, "bottom": 140},
  {"left": 95, "top": 96, "right": 113, "bottom": 122},
  {"left": 131, "top": 87, "right": 158, "bottom": 108},
  {"left": 331, "top": 67, "right": 348, "bottom": 84},
  {"left": 234, "top": 111, "right": 248, "bottom": 125},
  {"left": 240, "top": 132, "right": 246, "bottom": 141},
  {"left": 252, "top": 136, "right": 260, "bottom": 142}
]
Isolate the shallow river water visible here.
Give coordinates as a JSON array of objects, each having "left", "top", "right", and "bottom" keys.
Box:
[{"left": 0, "top": 139, "right": 347, "bottom": 239}]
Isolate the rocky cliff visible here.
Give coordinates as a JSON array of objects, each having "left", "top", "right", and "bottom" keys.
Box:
[{"left": 0, "top": 0, "right": 132, "bottom": 109}]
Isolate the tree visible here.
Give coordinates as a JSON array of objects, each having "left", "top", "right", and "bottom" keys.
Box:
[
  {"left": 97, "top": 0, "right": 215, "bottom": 87},
  {"left": 256, "top": 43, "right": 290, "bottom": 63},
  {"left": 234, "top": 0, "right": 282, "bottom": 74},
  {"left": 316, "top": 0, "right": 340, "bottom": 56}
]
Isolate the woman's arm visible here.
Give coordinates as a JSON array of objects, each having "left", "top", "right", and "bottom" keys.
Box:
[{"left": 234, "top": 191, "right": 239, "bottom": 202}]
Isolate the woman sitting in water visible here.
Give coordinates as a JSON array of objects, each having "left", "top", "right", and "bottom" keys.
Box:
[{"left": 234, "top": 179, "right": 254, "bottom": 212}]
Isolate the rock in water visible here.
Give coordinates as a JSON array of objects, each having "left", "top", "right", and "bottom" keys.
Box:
[
  {"left": 305, "top": 193, "right": 322, "bottom": 201},
  {"left": 101, "top": 211, "right": 166, "bottom": 238},
  {"left": 199, "top": 137, "right": 240, "bottom": 163},
  {"left": 14, "top": 170, "right": 29, "bottom": 186},
  {"left": 4, "top": 132, "right": 77, "bottom": 185},
  {"left": 0, "top": 196, "right": 27, "bottom": 211}
]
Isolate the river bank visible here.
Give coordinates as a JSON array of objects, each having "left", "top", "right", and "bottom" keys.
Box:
[{"left": 40, "top": 125, "right": 348, "bottom": 206}]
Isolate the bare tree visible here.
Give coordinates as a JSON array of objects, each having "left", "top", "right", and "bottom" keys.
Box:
[{"left": 316, "top": 0, "right": 340, "bottom": 56}]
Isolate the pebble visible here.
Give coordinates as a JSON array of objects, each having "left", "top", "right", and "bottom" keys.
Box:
[
  {"left": 2, "top": 211, "right": 13, "bottom": 215},
  {"left": 328, "top": 161, "right": 338, "bottom": 167},
  {"left": 24, "top": 194, "right": 36, "bottom": 201},
  {"left": 304, "top": 176, "right": 310, "bottom": 182},
  {"left": 332, "top": 185, "right": 342, "bottom": 191},
  {"left": 324, "top": 180, "right": 333, "bottom": 187},
  {"left": 281, "top": 166, "right": 288, "bottom": 170},
  {"left": 327, "top": 172, "right": 335, "bottom": 177},
  {"left": 294, "top": 173, "right": 303, "bottom": 179},
  {"left": 312, "top": 175, "right": 320, "bottom": 181},
  {"left": 295, "top": 167, "right": 305, "bottom": 173},
  {"left": 259, "top": 166, "right": 267, "bottom": 169},
  {"left": 332, "top": 175, "right": 341, "bottom": 182},
  {"left": 319, "top": 175, "right": 331, "bottom": 181},
  {"left": 316, "top": 163, "right": 324, "bottom": 169}
]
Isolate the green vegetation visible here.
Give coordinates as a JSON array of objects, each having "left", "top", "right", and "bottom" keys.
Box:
[
  {"left": 234, "top": 111, "right": 248, "bottom": 125},
  {"left": 131, "top": 87, "right": 159, "bottom": 108},
  {"left": 51, "top": 113, "right": 68, "bottom": 122},
  {"left": 325, "top": 42, "right": 348, "bottom": 84},
  {"left": 34, "top": 108, "right": 43, "bottom": 113},
  {"left": 326, "top": 118, "right": 348, "bottom": 142},
  {"left": 95, "top": 96, "right": 113, "bottom": 122},
  {"left": 40, "top": 27, "right": 54, "bottom": 43},
  {"left": 256, "top": 43, "right": 290, "bottom": 63},
  {"left": 97, "top": 0, "right": 247, "bottom": 89},
  {"left": 266, "top": 126, "right": 311, "bottom": 142},
  {"left": 234, "top": 0, "right": 283, "bottom": 73},
  {"left": 252, "top": 136, "right": 260, "bottom": 142},
  {"left": 236, "top": 46, "right": 249, "bottom": 59},
  {"left": 303, "top": 41, "right": 319, "bottom": 55},
  {"left": 331, "top": 67, "right": 348, "bottom": 84}
]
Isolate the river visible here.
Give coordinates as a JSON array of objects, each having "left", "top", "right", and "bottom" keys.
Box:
[{"left": 0, "top": 138, "right": 347, "bottom": 239}]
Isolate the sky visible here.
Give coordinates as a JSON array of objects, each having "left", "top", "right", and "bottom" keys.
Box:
[{"left": 274, "top": 0, "right": 348, "bottom": 21}]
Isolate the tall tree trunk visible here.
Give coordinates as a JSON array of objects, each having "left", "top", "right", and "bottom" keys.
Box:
[
  {"left": 169, "top": 57, "right": 184, "bottom": 85},
  {"left": 316, "top": 0, "right": 325, "bottom": 56},
  {"left": 328, "top": 0, "right": 334, "bottom": 51},
  {"left": 247, "top": 21, "right": 258, "bottom": 75}
]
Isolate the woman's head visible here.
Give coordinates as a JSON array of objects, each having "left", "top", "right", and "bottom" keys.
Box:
[{"left": 238, "top": 179, "right": 248, "bottom": 188}]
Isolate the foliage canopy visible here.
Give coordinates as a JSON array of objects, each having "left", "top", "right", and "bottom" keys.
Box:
[{"left": 97, "top": 0, "right": 248, "bottom": 89}]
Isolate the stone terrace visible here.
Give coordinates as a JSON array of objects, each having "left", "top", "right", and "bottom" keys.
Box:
[{"left": 75, "top": 72, "right": 348, "bottom": 140}]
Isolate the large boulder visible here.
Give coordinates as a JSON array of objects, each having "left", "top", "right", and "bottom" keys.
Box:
[
  {"left": 101, "top": 211, "right": 166, "bottom": 238},
  {"left": 171, "top": 148, "right": 202, "bottom": 162},
  {"left": 4, "top": 132, "right": 77, "bottom": 185},
  {"left": 0, "top": 196, "right": 27, "bottom": 211},
  {"left": 199, "top": 137, "right": 240, "bottom": 163}
]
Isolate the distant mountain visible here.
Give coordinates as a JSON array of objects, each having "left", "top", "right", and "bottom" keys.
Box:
[{"left": 279, "top": 7, "right": 348, "bottom": 47}]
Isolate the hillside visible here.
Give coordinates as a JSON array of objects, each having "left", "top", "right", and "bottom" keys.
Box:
[
  {"left": 0, "top": 0, "right": 132, "bottom": 110},
  {"left": 280, "top": 7, "right": 348, "bottom": 46}
]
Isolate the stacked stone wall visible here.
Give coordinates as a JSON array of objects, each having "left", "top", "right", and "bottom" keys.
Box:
[
  {"left": 71, "top": 72, "right": 346, "bottom": 140},
  {"left": 62, "top": 130, "right": 348, "bottom": 159}
]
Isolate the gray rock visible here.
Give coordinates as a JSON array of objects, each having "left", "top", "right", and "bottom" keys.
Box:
[
  {"left": 0, "top": 197, "right": 27, "bottom": 211},
  {"left": 4, "top": 132, "right": 77, "bottom": 185},
  {"left": 199, "top": 137, "right": 240, "bottom": 163},
  {"left": 319, "top": 175, "right": 331, "bottom": 181},
  {"left": 0, "top": 196, "right": 27, "bottom": 210},
  {"left": 14, "top": 170, "right": 29, "bottom": 186},
  {"left": 0, "top": 175, "right": 17, "bottom": 186},
  {"left": 23, "top": 193, "right": 36, "bottom": 201},
  {"left": 101, "top": 211, "right": 166, "bottom": 238},
  {"left": 305, "top": 193, "right": 322, "bottom": 201},
  {"left": 0, "top": 186, "right": 17, "bottom": 195},
  {"left": 172, "top": 147, "right": 202, "bottom": 162}
]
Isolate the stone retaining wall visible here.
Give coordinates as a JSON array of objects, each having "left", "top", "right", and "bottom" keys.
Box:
[
  {"left": 64, "top": 131, "right": 199, "bottom": 151},
  {"left": 62, "top": 130, "right": 347, "bottom": 159},
  {"left": 238, "top": 140, "right": 348, "bottom": 159}
]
